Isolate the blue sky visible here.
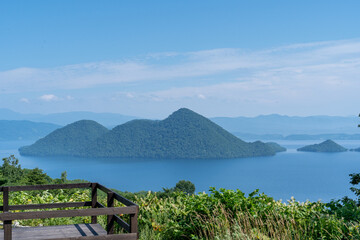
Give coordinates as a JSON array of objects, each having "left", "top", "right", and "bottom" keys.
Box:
[{"left": 1, "top": 1, "right": 360, "bottom": 118}]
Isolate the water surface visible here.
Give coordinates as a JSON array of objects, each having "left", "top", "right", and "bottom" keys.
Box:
[{"left": 1, "top": 140, "right": 360, "bottom": 202}]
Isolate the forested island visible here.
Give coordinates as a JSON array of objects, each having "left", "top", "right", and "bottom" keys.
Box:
[
  {"left": 19, "top": 108, "right": 286, "bottom": 159},
  {"left": 297, "top": 140, "right": 347, "bottom": 152}
]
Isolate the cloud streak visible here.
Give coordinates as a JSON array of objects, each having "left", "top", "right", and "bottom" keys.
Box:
[{"left": 1, "top": 38, "right": 360, "bottom": 116}]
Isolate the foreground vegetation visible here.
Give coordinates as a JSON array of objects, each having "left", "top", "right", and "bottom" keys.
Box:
[{"left": 1, "top": 155, "right": 360, "bottom": 239}]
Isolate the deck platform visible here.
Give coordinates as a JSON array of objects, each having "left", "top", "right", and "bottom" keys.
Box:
[
  {"left": 0, "top": 183, "right": 139, "bottom": 240},
  {"left": 0, "top": 224, "right": 137, "bottom": 240}
]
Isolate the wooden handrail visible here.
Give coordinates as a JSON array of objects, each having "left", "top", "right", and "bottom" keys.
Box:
[
  {"left": 0, "top": 206, "right": 138, "bottom": 221},
  {"left": 0, "top": 183, "right": 92, "bottom": 192},
  {"left": 0, "top": 183, "right": 139, "bottom": 240},
  {"left": 97, "top": 183, "right": 137, "bottom": 206},
  {"left": 0, "top": 201, "right": 92, "bottom": 211}
]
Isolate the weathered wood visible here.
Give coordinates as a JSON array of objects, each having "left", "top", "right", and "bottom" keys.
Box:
[
  {"left": 9, "top": 201, "right": 92, "bottom": 211},
  {"left": 0, "top": 183, "right": 91, "bottom": 192},
  {"left": 48, "top": 233, "right": 137, "bottom": 240},
  {"left": 3, "top": 187, "right": 11, "bottom": 240},
  {"left": 96, "top": 184, "right": 112, "bottom": 194},
  {"left": 3, "top": 187, "right": 9, "bottom": 212},
  {"left": 0, "top": 183, "right": 139, "bottom": 239},
  {"left": 114, "top": 215, "right": 130, "bottom": 233},
  {"left": 0, "top": 206, "right": 138, "bottom": 221},
  {"left": 129, "top": 211, "right": 138, "bottom": 236},
  {"left": 107, "top": 192, "right": 115, "bottom": 234},
  {"left": 96, "top": 202, "right": 105, "bottom": 209},
  {"left": 96, "top": 202, "right": 131, "bottom": 233},
  {"left": 3, "top": 221, "right": 11, "bottom": 240},
  {"left": 98, "top": 199, "right": 131, "bottom": 233},
  {"left": 0, "top": 224, "right": 108, "bottom": 240},
  {"left": 91, "top": 183, "right": 97, "bottom": 224},
  {"left": 113, "top": 193, "right": 136, "bottom": 207}
]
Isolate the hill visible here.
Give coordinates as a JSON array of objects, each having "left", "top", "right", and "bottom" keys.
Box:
[
  {"left": 19, "top": 108, "right": 282, "bottom": 159},
  {"left": 82, "top": 108, "right": 279, "bottom": 159},
  {"left": 350, "top": 147, "right": 360, "bottom": 152},
  {"left": 19, "top": 120, "right": 109, "bottom": 156},
  {"left": 265, "top": 142, "right": 286, "bottom": 153},
  {"left": 297, "top": 140, "right": 347, "bottom": 152},
  {"left": 0, "top": 120, "right": 61, "bottom": 141}
]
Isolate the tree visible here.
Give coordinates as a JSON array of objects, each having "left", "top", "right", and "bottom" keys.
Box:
[
  {"left": 1, "top": 155, "right": 23, "bottom": 185},
  {"left": 349, "top": 173, "right": 360, "bottom": 205},
  {"left": 25, "top": 168, "right": 50, "bottom": 185},
  {"left": 61, "top": 171, "right": 67, "bottom": 183},
  {"left": 174, "top": 180, "right": 195, "bottom": 195}
]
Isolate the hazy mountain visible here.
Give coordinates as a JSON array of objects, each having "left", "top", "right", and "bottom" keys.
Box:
[
  {"left": 19, "top": 120, "right": 109, "bottom": 156},
  {"left": 0, "top": 120, "right": 61, "bottom": 141},
  {"left": 211, "top": 114, "right": 359, "bottom": 135},
  {"left": 19, "top": 108, "right": 283, "bottom": 159},
  {"left": 2, "top": 108, "right": 359, "bottom": 135},
  {"left": 284, "top": 134, "right": 360, "bottom": 140},
  {"left": 0, "top": 108, "right": 137, "bottom": 127},
  {"left": 233, "top": 133, "right": 360, "bottom": 141},
  {"left": 297, "top": 140, "right": 347, "bottom": 152}
]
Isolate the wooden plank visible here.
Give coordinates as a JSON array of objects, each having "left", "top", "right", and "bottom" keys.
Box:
[
  {"left": 113, "top": 193, "right": 136, "bottom": 207},
  {"left": 0, "top": 206, "right": 138, "bottom": 221},
  {"left": 114, "top": 215, "right": 130, "bottom": 233},
  {"left": 2, "top": 183, "right": 92, "bottom": 192},
  {"left": 3, "top": 221, "right": 11, "bottom": 240},
  {"left": 3, "top": 187, "right": 9, "bottom": 212},
  {"left": 9, "top": 201, "right": 92, "bottom": 211},
  {"left": 49, "top": 233, "right": 138, "bottom": 240},
  {"left": 96, "top": 203, "right": 130, "bottom": 233},
  {"left": 107, "top": 192, "right": 115, "bottom": 234},
  {"left": 3, "top": 187, "right": 11, "bottom": 240},
  {"left": 96, "top": 184, "right": 112, "bottom": 194},
  {"left": 91, "top": 183, "right": 97, "bottom": 224},
  {"left": 0, "top": 224, "right": 109, "bottom": 240},
  {"left": 129, "top": 212, "right": 138, "bottom": 236}
]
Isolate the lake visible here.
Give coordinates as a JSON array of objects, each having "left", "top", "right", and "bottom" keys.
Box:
[{"left": 1, "top": 140, "right": 360, "bottom": 203}]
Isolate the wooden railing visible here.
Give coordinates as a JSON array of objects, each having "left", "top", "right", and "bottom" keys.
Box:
[{"left": 0, "top": 183, "right": 139, "bottom": 240}]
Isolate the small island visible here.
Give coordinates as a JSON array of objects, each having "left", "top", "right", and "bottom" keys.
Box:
[
  {"left": 297, "top": 139, "right": 347, "bottom": 152},
  {"left": 350, "top": 147, "right": 360, "bottom": 152}
]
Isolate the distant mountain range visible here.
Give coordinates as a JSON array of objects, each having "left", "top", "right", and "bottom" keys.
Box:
[
  {"left": 0, "top": 120, "right": 61, "bottom": 141},
  {"left": 1, "top": 108, "right": 359, "bottom": 138},
  {"left": 19, "top": 108, "right": 285, "bottom": 159},
  {"left": 233, "top": 133, "right": 360, "bottom": 141},
  {"left": 0, "top": 108, "right": 136, "bottom": 127},
  {"left": 212, "top": 114, "right": 359, "bottom": 135}
]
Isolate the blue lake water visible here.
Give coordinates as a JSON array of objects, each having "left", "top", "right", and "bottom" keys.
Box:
[{"left": 1, "top": 140, "right": 360, "bottom": 203}]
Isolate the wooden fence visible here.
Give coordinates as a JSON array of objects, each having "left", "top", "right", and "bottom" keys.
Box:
[{"left": 0, "top": 183, "right": 139, "bottom": 240}]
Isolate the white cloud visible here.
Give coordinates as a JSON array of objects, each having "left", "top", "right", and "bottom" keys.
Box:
[
  {"left": 1, "top": 38, "right": 360, "bottom": 116},
  {"left": 39, "top": 94, "right": 59, "bottom": 102},
  {"left": 197, "top": 94, "right": 206, "bottom": 100},
  {"left": 19, "top": 98, "right": 30, "bottom": 103}
]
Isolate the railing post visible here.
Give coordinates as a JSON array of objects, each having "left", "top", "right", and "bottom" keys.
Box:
[
  {"left": 130, "top": 205, "right": 139, "bottom": 239},
  {"left": 3, "top": 186, "right": 12, "bottom": 240},
  {"left": 107, "top": 192, "right": 115, "bottom": 234},
  {"left": 91, "top": 183, "right": 97, "bottom": 224}
]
